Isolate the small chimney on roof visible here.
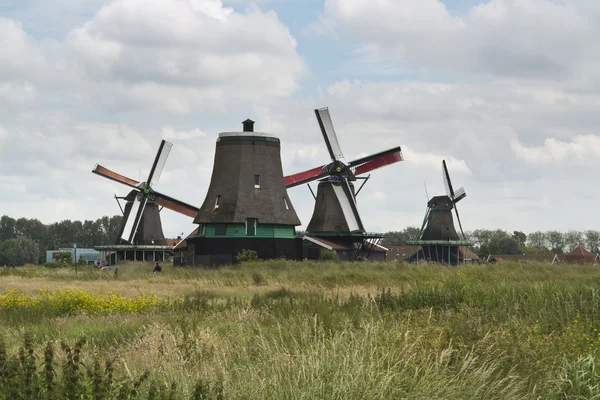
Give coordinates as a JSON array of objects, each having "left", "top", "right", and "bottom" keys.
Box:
[{"left": 242, "top": 119, "right": 255, "bottom": 132}]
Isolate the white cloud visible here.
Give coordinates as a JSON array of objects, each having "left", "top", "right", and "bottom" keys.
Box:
[
  {"left": 0, "top": 82, "right": 38, "bottom": 106},
  {"left": 162, "top": 127, "right": 207, "bottom": 140},
  {"left": 365, "top": 191, "right": 387, "bottom": 202},
  {"left": 511, "top": 135, "right": 600, "bottom": 164},
  {"left": 402, "top": 147, "right": 471, "bottom": 175},
  {"left": 2, "top": 0, "right": 600, "bottom": 237},
  {"left": 0, "top": 1, "right": 305, "bottom": 114},
  {"left": 317, "top": 0, "right": 600, "bottom": 80},
  {"left": 62, "top": 0, "right": 304, "bottom": 110}
]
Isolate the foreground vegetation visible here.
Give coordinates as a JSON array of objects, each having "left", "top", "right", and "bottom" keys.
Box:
[{"left": 1, "top": 261, "right": 600, "bottom": 398}]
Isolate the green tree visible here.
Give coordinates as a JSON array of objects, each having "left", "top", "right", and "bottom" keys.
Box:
[
  {"left": 564, "top": 230, "right": 584, "bottom": 252},
  {"left": 382, "top": 231, "right": 406, "bottom": 246},
  {"left": 0, "top": 237, "right": 40, "bottom": 266},
  {"left": 470, "top": 229, "right": 494, "bottom": 249},
  {"left": 547, "top": 231, "right": 565, "bottom": 254},
  {"left": 512, "top": 231, "right": 527, "bottom": 246},
  {"left": 479, "top": 235, "right": 520, "bottom": 256},
  {"left": 403, "top": 227, "right": 421, "bottom": 241},
  {"left": 585, "top": 230, "right": 600, "bottom": 254},
  {"left": 527, "top": 231, "right": 548, "bottom": 249},
  {"left": 382, "top": 227, "right": 420, "bottom": 246},
  {"left": 519, "top": 245, "right": 549, "bottom": 254},
  {"left": 0, "top": 216, "right": 16, "bottom": 242}
]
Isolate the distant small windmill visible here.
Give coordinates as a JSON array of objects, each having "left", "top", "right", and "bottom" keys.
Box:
[{"left": 409, "top": 160, "right": 470, "bottom": 265}]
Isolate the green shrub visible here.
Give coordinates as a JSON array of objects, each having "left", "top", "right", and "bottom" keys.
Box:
[
  {"left": 235, "top": 249, "right": 259, "bottom": 263},
  {"left": 54, "top": 252, "right": 73, "bottom": 267},
  {"left": 319, "top": 248, "right": 340, "bottom": 262}
]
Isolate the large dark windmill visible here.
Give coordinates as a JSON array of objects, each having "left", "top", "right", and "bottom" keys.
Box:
[
  {"left": 185, "top": 119, "right": 302, "bottom": 266},
  {"left": 408, "top": 160, "right": 471, "bottom": 265},
  {"left": 284, "top": 107, "right": 403, "bottom": 260},
  {"left": 92, "top": 140, "right": 199, "bottom": 264}
]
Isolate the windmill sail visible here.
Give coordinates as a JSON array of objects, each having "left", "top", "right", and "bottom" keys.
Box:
[
  {"left": 147, "top": 140, "right": 173, "bottom": 189},
  {"left": 315, "top": 107, "right": 345, "bottom": 161},
  {"left": 442, "top": 159, "right": 466, "bottom": 203},
  {"left": 351, "top": 147, "right": 402, "bottom": 176},
  {"left": 442, "top": 160, "right": 455, "bottom": 200},
  {"left": 120, "top": 196, "right": 143, "bottom": 243}
]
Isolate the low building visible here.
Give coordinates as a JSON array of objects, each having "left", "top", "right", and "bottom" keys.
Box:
[
  {"left": 94, "top": 238, "right": 181, "bottom": 265},
  {"left": 486, "top": 254, "right": 559, "bottom": 264},
  {"left": 386, "top": 245, "right": 422, "bottom": 263},
  {"left": 557, "top": 246, "right": 599, "bottom": 264},
  {"left": 487, "top": 246, "right": 599, "bottom": 264},
  {"left": 46, "top": 248, "right": 100, "bottom": 264}
]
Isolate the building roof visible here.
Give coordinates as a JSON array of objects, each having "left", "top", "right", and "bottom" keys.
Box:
[
  {"left": 173, "top": 228, "right": 199, "bottom": 250},
  {"left": 165, "top": 238, "right": 179, "bottom": 247},
  {"left": 487, "top": 254, "right": 559, "bottom": 263},
  {"left": 569, "top": 245, "right": 593, "bottom": 256},
  {"left": 458, "top": 246, "right": 479, "bottom": 260},
  {"left": 387, "top": 245, "right": 422, "bottom": 262}
]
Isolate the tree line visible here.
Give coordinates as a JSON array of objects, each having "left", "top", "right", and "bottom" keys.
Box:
[
  {"left": 382, "top": 228, "right": 600, "bottom": 256},
  {"left": 0, "top": 215, "right": 123, "bottom": 266},
  {"left": 2, "top": 214, "right": 599, "bottom": 265}
]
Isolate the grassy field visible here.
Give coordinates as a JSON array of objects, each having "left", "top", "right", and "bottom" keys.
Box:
[{"left": 1, "top": 260, "right": 600, "bottom": 399}]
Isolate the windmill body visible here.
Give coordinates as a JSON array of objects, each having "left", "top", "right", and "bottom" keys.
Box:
[
  {"left": 408, "top": 161, "right": 472, "bottom": 265},
  {"left": 285, "top": 107, "right": 403, "bottom": 261},
  {"left": 92, "top": 140, "right": 199, "bottom": 264},
  {"left": 186, "top": 120, "right": 302, "bottom": 267},
  {"left": 120, "top": 190, "right": 166, "bottom": 246},
  {"left": 306, "top": 181, "right": 360, "bottom": 233},
  {"left": 420, "top": 195, "right": 461, "bottom": 242}
]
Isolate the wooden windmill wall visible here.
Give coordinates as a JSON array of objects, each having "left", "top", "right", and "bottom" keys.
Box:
[{"left": 187, "top": 120, "right": 302, "bottom": 266}]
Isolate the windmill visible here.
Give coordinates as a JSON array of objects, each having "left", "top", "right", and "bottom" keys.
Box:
[
  {"left": 92, "top": 140, "right": 199, "bottom": 254},
  {"left": 187, "top": 119, "right": 302, "bottom": 267},
  {"left": 284, "top": 107, "right": 403, "bottom": 260},
  {"left": 408, "top": 160, "right": 471, "bottom": 265}
]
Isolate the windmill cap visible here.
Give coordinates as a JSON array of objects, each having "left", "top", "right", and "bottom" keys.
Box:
[{"left": 218, "top": 131, "right": 279, "bottom": 139}]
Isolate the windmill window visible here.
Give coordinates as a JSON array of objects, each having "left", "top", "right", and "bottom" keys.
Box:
[
  {"left": 214, "top": 195, "right": 221, "bottom": 209},
  {"left": 246, "top": 218, "right": 257, "bottom": 236},
  {"left": 283, "top": 197, "right": 290, "bottom": 210},
  {"left": 215, "top": 224, "right": 227, "bottom": 235},
  {"left": 254, "top": 175, "right": 261, "bottom": 189}
]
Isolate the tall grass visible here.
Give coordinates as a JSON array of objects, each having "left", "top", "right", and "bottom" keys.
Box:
[{"left": 1, "top": 261, "right": 600, "bottom": 398}]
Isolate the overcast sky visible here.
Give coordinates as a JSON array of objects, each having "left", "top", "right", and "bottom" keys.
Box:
[{"left": 1, "top": 0, "right": 599, "bottom": 238}]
